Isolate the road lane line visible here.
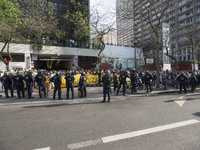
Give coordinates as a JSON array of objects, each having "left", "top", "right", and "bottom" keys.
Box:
[
  {"left": 68, "top": 120, "right": 199, "bottom": 149},
  {"left": 102, "top": 119, "right": 200, "bottom": 143},
  {"left": 33, "top": 147, "right": 50, "bottom": 150},
  {"left": 68, "top": 139, "right": 102, "bottom": 150}
]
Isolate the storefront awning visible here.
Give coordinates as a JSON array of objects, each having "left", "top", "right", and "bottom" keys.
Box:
[{"left": 39, "top": 59, "right": 72, "bottom": 61}]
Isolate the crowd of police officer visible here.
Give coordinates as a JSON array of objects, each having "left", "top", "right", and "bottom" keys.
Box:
[{"left": 0, "top": 69, "right": 200, "bottom": 102}]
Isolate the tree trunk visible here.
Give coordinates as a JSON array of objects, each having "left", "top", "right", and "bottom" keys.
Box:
[{"left": 5, "top": 63, "right": 10, "bottom": 72}]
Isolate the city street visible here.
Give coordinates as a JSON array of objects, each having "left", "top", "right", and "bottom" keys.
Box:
[{"left": 0, "top": 91, "right": 200, "bottom": 150}]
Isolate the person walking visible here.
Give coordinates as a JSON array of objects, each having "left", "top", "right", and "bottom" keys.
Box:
[
  {"left": 79, "top": 71, "right": 87, "bottom": 98},
  {"left": 1, "top": 72, "right": 12, "bottom": 98},
  {"left": 65, "top": 71, "right": 75, "bottom": 99},
  {"left": 35, "top": 70, "right": 47, "bottom": 98},
  {"left": 13, "top": 71, "right": 25, "bottom": 98},
  {"left": 24, "top": 70, "right": 34, "bottom": 99},
  {"left": 51, "top": 71, "right": 63, "bottom": 100},
  {"left": 102, "top": 70, "right": 112, "bottom": 103}
]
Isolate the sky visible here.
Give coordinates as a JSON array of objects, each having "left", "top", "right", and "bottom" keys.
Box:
[
  {"left": 90, "top": 0, "right": 116, "bottom": 10},
  {"left": 90, "top": 0, "right": 116, "bottom": 26}
]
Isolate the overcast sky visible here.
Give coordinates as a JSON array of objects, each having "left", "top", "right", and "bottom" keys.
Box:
[{"left": 90, "top": 0, "right": 116, "bottom": 11}]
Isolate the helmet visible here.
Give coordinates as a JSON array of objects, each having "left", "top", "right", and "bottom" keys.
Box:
[
  {"left": 28, "top": 70, "right": 32, "bottom": 73},
  {"left": 56, "top": 71, "right": 60, "bottom": 75},
  {"left": 4, "top": 72, "right": 7, "bottom": 75},
  {"left": 10, "top": 72, "right": 14, "bottom": 76}
]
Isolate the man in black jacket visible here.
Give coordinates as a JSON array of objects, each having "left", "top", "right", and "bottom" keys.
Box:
[
  {"left": 51, "top": 72, "right": 63, "bottom": 100},
  {"left": 13, "top": 71, "right": 25, "bottom": 98},
  {"left": 1, "top": 72, "right": 12, "bottom": 98},
  {"left": 102, "top": 70, "right": 112, "bottom": 103},
  {"left": 79, "top": 71, "right": 87, "bottom": 98},
  {"left": 24, "top": 70, "right": 34, "bottom": 99},
  {"left": 35, "top": 70, "right": 47, "bottom": 98},
  {"left": 65, "top": 71, "right": 75, "bottom": 99}
]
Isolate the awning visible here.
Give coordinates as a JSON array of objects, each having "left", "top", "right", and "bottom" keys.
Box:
[{"left": 39, "top": 59, "right": 72, "bottom": 61}]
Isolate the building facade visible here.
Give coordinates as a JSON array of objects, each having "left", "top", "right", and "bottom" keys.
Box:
[{"left": 116, "top": 0, "right": 200, "bottom": 64}]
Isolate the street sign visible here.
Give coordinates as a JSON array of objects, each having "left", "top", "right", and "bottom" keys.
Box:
[
  {"left": 137, "top": 60, "right": 145, "bottom": 65},
  {"left": 146, "top": 58, "right": 154, "bottom": 64},
  {"left": 32, "top": 55, "right": 37, "bottom": 60}
]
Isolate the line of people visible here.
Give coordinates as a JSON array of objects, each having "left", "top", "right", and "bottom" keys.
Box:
[{"left": 0, "top": 69, "right": 199, "bottom": 101}]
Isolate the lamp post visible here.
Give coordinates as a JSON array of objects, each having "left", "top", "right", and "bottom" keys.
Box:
[{"left": 132, "top": 40, "right": 139, "bottom": 69}]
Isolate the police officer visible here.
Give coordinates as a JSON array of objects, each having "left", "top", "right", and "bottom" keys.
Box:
[
  {"left": 190, "top": 73, "right": 197, "bottom": 93},
  {"left": 10, "top": 72, "right": 14, "bottom": 97},
  {"left": 144, "top": 71, "right": 153, "bottom": 93},
  {"left": 130, "top": 69, "right": 137, "bottom": 94},
  {"left": 102, "top": 70, "right": 111, "bottom": 103},
  {"left": 176, "top": 72, "right": 188, "bottom": 94},
  {"left": 35, "top": 70, "right": 47, "bottom": 98},
  {"left": 1, "top": 72, "right": 12, "bottom": 98},
  {"left": 79, "top": 71, "right": 87, "bottom": 98},
  {"left": 116, "top": 70, "right": 129, "bottom": 96},
  {"left": 13, "top": 71, "right": 25, "bottom": 98},
  {"left": 51, "top": 71, "right": 63, "bottom": 100},
  {"left": 24, "top": 70, "right": 34, "bottom": 99},
  {"left": 65, "top": 71, "right": 75, "bottom": 99},
  {"left": 113, "top": 71, "right": 118, "bottom": 92}
]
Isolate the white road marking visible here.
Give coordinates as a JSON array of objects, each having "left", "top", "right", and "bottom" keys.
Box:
[
  {"left": 174, "top": 100, "right": 185, "bottom": 107},
  {"left": 68, "top": 139, "right": 102, "bottom": 149},
  {"left": 68, "top": 119, "right": 200, "bottom": 149},
  {"left": 33, "top": 147, "right": 50, "bottom": 150}
]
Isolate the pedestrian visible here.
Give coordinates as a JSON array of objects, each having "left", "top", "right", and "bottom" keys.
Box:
[
  {"left": 35, "top": 70, "right": 47, "bottom": 98},
  {"left": 79, "top": 71, "right": 87, "bottom": 98},
  {"left": 102, "top": 70, "right": 112, "bottom": 103},
  {"left": 144, "top": 71, "right": 153, "bottom": 93},
  {"left": 113, "top": 71, "right": 118, "bottom": 92},
  {"left": 1, "top": 72, "right": 12, "bottom": 98},
  {"left": 176, "top": 72, "right": 188, "bottom": 94},
  {"left": 190, "top": 73, "right": 197, "bottom": 93},
  {"left": 65, "top": 71, "right": 75, "bottom": 99},
  {"left": 116, "top": 70, "right": 129, "bottom": 96},
  {"left": 51, "top": 71, "right": 63, "bottom": 100},
  {"left": 13, "top": 71, "right": 25, "bottom": 98},
  {"left": 130, "top": 69, "right": 137, "bottom": 93},
  {"left": 24, "top": 70, "right": 34, "bottom": 99},
  {"left": 162, "top": 71, "right": 167, "bottom": 90}
]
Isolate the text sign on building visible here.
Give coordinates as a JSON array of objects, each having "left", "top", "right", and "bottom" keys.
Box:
[
  {"left": 146, "top": 58, "right": 154, "bottom": 64},
  {"left": 137, "top": 60, "right": 145, "bottom": 65},
  {"left": 32, "top": 54, "right": 38, "bottom": 61}
]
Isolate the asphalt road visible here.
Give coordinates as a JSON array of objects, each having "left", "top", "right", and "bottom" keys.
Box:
[{"left": 0, "top": 92, "right": 200, "bottom": 150}]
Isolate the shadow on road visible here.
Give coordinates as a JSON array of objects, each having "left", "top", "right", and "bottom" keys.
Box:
[{"left": 192, "top": 112, "right": 200, "bottom": 117}]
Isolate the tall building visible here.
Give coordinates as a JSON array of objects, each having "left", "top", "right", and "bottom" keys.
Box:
[{"left": 116, "top": 0, "right": 200, "bottom": 63}]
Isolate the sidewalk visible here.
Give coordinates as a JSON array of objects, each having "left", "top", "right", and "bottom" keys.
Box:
[{"left": 0, "top": 86, "right": 196, "bottom": 105}]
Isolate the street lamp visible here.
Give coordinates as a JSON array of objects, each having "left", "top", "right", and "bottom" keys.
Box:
[{"left": 132, "top": 40, "right": 139, "bottom": 69}]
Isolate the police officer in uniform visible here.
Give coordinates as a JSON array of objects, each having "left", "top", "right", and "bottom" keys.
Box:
[
  {"left": 116, "top": 70, "right": 129, "bottom": 96},
  {"left": 130, "top": 69, "right": 137, "bottom": 94},
  {"left": 102, "top": 70, "right": 111, "bottom": 103},
  {"left": 190, "top": 73, "right": 198, "bottom": 93},
  {"left": 144, "top": 71, "right": 153, "bottom": 93},
  {"left": 10, "top": 72, "right": 14, "bottom": 97},
  {"left": 113, "top": 71, "right": 118, "bottom": 92},
  {"left": 176, "top": 72, "right": 188, "bottom": 94},
  {"left": 79, "top": 71, "right": 87, "bottom": 98},
  {"left": 24, "top": 70, "right": 34, "bottom": 99},
  {"left": 13, "top": 71, "right": 25, "bottom": 98},
  {"left": 1, "top": 72, "right": 12, "bottom": 98},
  {"left": 65, "top": 71, "right": 75, "bottom": 99},
  {"left": 35, "top": 70, "right": 47, "bottom": 98},
  {"left": 51, "top": 71, "right": 63, "bottom": 100}
]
